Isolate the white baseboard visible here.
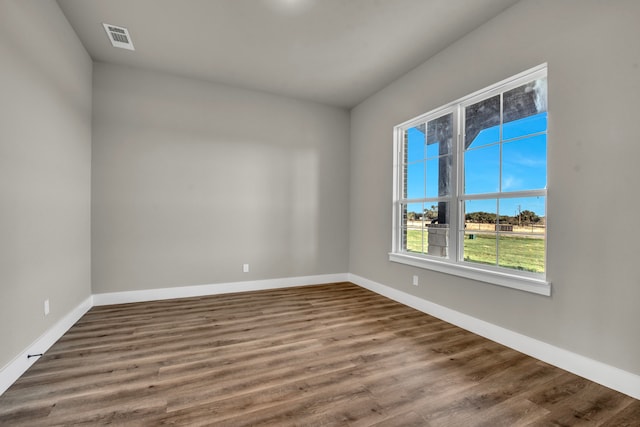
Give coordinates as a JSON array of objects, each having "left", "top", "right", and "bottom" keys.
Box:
[
  {"left": 348, "top": 273, "right": 640, "bottom": 400},
  {"left": 0, "top": 295, "right": 93, "bottom": 396},
  {"left": 92, "top": 273, "right": 350, "bottom": 306},
  {"left": 0, "top": 274, "right": 348, "bottom": 396},
  {"left": 4, "top": 273, "right": 638, "bottom": 401}
]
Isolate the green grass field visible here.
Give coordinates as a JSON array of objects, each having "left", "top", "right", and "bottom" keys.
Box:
[{"left": 406, "top": 230, "right": 545, "bottom": 273}]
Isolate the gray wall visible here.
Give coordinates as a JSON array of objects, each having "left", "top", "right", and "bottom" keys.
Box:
[
  {"left": 92, "top": 63, "right": 350, "bottom": 293},
  {"left": 3, "top": 0, "right": 637, "bottom": 384},
  {"left": 350, "top": 0, "right": 640, "bottom": 375},
  {"left": 0, "top": 1, "right": 92, "bottom": 368}
]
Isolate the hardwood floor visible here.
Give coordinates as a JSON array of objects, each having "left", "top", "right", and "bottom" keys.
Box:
[{"left": 1, "top": 282, "right": 638, "bottom": 426}]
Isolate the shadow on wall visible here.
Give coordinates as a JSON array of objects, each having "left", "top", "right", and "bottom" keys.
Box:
[{"left": 233, "top": 142, "right": 320, "bottom": 275}]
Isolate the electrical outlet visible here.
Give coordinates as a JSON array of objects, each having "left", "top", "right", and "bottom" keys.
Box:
[
  {"left": 412, "top": 275, "right": 419, "bottom": 286},
  {"left": 243, "top": 263, "right": 249, "bottom": 273},
  {"left": 44, "top": 299, "right": 50, "bottom": 316}
]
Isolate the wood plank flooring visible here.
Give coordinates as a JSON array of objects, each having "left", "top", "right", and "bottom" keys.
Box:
[{"left": 0, "top": 282, "right": 638, "bottom": 426}]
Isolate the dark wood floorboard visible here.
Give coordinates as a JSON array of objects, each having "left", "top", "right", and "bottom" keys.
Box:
[{"left": 0, "top": 282, "right": 638, "bottom": 426}]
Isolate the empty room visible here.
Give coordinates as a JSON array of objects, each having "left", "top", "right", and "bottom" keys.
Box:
[{"left": 1, "top": 0, "right": 639, "bottom": 425}]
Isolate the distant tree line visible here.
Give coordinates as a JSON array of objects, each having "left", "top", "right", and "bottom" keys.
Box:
[
  {"left": 408, "top": 209, "right": 543, "bottom": 226},
  {"left": 407, "top": 205, "right": 439, "bottom": 222},
  {"left": 465, "top": 210, "right": 543, "bottom": 226}
]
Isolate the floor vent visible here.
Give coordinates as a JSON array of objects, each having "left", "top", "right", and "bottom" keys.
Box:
[{"left": 102, "top": 23, "right": 135, "bottom": 51}]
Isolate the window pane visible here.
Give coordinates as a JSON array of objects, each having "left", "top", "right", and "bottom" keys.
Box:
[
  {"left": 497, "top": 196, "right": 546, "bottom": 229},
  {"left": 423, "top": 203, "right": 440, "bottom": 224},
  {"left": 404, "top": 202, "right": 424, "bottom": 226},
  {"left": 426, "top": 140, "right": 439, "bottom": 159},
  {"left": 497, "top": 196, "right": 545, "bottom": 272},
  {"left": 404, "top": 202, "right": 424, "bottom": 253},
  {"left": 498, "top": 235, "right": 545, "bottom": 273},
  {"left": 465, "top": 95, "right": 500, "bottom": 149},
  {"left": 464, "top": 199, "right": 497, "bottom": 266},
  {"left": 404, "top": 229, "right": 423, "bottom": 253},
  {"left": 503, "top": 112, "right": 547, "bottom": 141},
  {"left": 426, "top": 156, "right": 451, "bottom": 198},
  {"left": 426, "top": 202, "right": 449, "bottom": 257},
  {"left": 502, "top": 134, "right": 547, "bottom": 192},
  {"left": 464, "top": 145, "right": 499, "bottom": 194},
  {"left": 426, "top": 113, "right": 453, "bottom": 158},
  {"left": 406, "top": 125, "right": 425, "bottom": 163},
  {"left": 503, "top": 78, "right": 547, "bottom": 140},
  {"left": 503, "top": 78, "right": 546, "bottom": 124},
  {"left": 406, "top": 162, "right": 425, "bottom": 199}
]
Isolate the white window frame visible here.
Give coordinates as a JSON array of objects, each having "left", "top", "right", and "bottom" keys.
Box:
[{"left": 390, "top": 64, "right": 550, "bottom": 296}]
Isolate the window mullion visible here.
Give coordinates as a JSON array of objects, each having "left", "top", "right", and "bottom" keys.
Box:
[
  {"left": 455, "top": 105, "right": 465, "bottom": 263},
  {"left": 497, "top": 92, "right": 504, "bottom": 265},
  {"left": 461, "top": 189, "right": 546, "bottom": 200}
]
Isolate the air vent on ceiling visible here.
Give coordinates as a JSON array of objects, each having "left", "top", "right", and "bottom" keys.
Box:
[{"left": 102, "top": 23, "right": 135, "bottom": 51}]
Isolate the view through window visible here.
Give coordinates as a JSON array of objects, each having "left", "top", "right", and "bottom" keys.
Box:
[{"left": 392, "top": 65, "right": 548, "bottom": 294}]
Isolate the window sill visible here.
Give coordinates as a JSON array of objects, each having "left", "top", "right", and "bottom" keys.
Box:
[{"left": 388, "top": 252, "right": 551, "bottom": 296}]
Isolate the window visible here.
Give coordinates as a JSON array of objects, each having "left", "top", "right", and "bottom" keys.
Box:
[{"left": 390, "top": 65, "right": 550, "bottom": 295}]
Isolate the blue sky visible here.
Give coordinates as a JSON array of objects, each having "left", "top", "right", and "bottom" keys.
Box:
[{"left": 406, "top": 112, "right": 547, "bottom": 217}]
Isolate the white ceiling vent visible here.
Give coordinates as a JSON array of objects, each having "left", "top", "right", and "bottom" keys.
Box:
[{"left": 102, "top": 23, "right": 135, "bottom": 51}]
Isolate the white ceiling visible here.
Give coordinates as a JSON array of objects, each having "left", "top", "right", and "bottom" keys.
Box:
[{"left": 57, "top": 0, "right": 520, "bottom": 108}]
